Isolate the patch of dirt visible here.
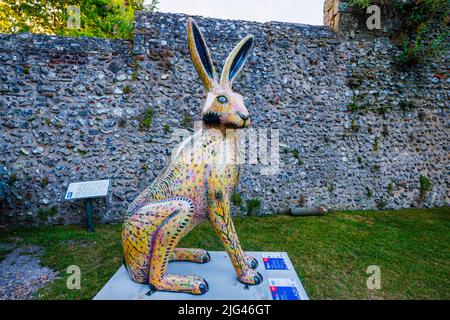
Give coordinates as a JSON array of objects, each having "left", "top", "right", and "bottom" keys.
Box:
[{"left": 0, "top": 244, "right": 57, "bottom": 300}]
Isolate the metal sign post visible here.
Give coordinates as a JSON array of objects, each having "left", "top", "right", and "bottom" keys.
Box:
[
  {"left": 65, "top": 180, "right": 111, "bottom": 232},
  {"left": 84, "top": 198, "right": 94, "bottom": 232}
]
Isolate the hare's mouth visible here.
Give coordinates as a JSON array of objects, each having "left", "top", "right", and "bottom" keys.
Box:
[
  {"left": 203, "top": 112, "right": 250, "bottom": 129},
  {"left": 202, "top": 112, "right": 221, "bottom": 126}
]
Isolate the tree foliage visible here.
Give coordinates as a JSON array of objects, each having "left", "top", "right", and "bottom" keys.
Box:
[{"left": 0, "top": 0, "right": 158, "bottom": 39}]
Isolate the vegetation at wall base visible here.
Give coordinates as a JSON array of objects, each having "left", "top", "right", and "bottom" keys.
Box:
[
  {"left": 246, "top": 199, "right": 262, "bottom": 216},
  {"left": 419, "top": 175, "right": 433, "bottom": 204},
  {"left": 0, "top": 208, "right": 448, "bottom": 300}
]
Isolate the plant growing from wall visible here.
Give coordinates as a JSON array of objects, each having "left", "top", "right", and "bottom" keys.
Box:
[
  {"left": 123, "top": 85, "right": 132, "bottom": 94},
  {"left": 419, "top": 175, "right": 432, "bottom": 204},
  {"left": 347, "top": 102, "right": 361, "bottom": 114},
  {"left": 378, "top": 106, "right": 391, "bottom": 116},
  {"left": 132, "top": 56, "right": 139, "bottom": 80},
  {"left": 291, "top": 149, "right": 304, "bottom": 165},
  {"left": 371, "top": 164, "right": 381, "bottom": 173},
  {"left": 357, "top": 155, "right": 363, "bottom": 165},
  {"left": 350, "top": 119, "right": 361, "bottom": 132},
  {"left": 163, "top": 124, "right": 171, "bottom": 134},
  {"left": 418, "top": 111, "right": 426, "bottom": 121},
  {"left": 40, "top": 176, "right": 49, "bottom": 188},
  {"left": 366, "top": 187, "right": 374, "bottom": 198},
  {"left": 77, "top": 149, "right": 88, "bottom": 156},
  {"left": 381, "top": 125, "right": 389, "bottom": 137},
  {"left": 181, "top": 113, "right": 193, "bottom": 128},
  {"left": 376, "top": 198, "right": 387, "bottom": 210},
  {"left": 399, "top": 100, "right": 416, "bottom": 112},
  {"left": 388, "top": 181, "right": 395, "bottom": 195},
  {"left": 372, "top": 136, "right": 380, "bottom": 152},
  {"left": 327, "top": 181, "right": 335, "bottom": 193},
  {"left": 231, "top": 191, "right": 243, "bottom": 208},
  {"left": 139, "top": 107, "right": 154, "bottom": 130}
]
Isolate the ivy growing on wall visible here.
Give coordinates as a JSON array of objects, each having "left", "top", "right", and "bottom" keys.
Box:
[{"left": 349, "top": 0, "right": 449, "bottom": 67}]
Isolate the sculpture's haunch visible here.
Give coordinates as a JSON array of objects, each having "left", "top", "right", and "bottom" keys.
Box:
[
  {"left": 121, "top": 18, "right": 262, "bottom": 295},
  {"left": 123, "top": 197, "right": 209, "bottom": 294}
]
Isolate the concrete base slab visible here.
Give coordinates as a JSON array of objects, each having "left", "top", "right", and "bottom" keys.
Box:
[{"left": 94, "top": 252, "right": 308, "bottom": 300}]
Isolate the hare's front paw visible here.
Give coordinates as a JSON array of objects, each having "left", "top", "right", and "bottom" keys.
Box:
[
  {"left": 238, "top": 268, "right": 263, "bottom": 285},
  {"left": 190, "top": 276, "right": 209, "bottom": 295},
  {"left": 245, "top": 254, "right": 258, "bottom": 269}
]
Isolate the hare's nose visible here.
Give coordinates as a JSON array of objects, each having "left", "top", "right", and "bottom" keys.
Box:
[{"left": 238, "top": 112, "right": 249, "bottom": 121}]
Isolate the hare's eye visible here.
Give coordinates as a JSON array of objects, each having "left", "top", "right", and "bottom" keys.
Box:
[{"left": 216, "top": 95, "right": 228, "bottom": 104}]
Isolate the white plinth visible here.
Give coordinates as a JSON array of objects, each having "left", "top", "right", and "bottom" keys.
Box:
[{"left": 94, "top": 252, "right": 308, "bottom": 300}]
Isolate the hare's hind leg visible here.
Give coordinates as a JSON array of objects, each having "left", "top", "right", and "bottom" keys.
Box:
[
  {"left": 170, "top": 248, "right": 210, "bottom": 263},
  {"left": 149, "top": 198, "right": 209, "bottom": 295},
  {"left": 122, "top": 201, "right": 175, "bottom": 284}
]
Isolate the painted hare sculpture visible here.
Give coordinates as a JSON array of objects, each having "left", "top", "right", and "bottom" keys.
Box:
[{"left": 122, "top": 18, "right": 262, "bottom": 295}]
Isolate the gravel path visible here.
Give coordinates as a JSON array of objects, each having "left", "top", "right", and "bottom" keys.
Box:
[{"left": 0, "top": 244, "right": 56, "bottom": 300}]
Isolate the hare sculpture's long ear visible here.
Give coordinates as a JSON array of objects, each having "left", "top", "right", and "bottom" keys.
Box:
[
  {"left": 187, "top": 18, "right": 217, "bottom": 91},
  {"left": 220, "top": 35, "right": 254, "bottom": 88}
]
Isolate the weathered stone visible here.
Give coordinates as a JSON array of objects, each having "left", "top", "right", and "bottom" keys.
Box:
[
  {"left": 0, "top": 11, "right": 448, "bottom": 227},
  {"left": 116, "top": 73, "right": 127, "bottom": 82},
  {"left": 32, "top": 147, "right": 44, "bottom": 155}
]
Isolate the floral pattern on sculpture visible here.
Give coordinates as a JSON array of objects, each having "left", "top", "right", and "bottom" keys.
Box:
[{"left": 121, "top": 18, "right": 262, "bottom": 295}]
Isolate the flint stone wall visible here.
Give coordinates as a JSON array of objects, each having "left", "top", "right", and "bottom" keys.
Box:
[{"left": 0, "top": 10, "right": 448, "bottom": 227}]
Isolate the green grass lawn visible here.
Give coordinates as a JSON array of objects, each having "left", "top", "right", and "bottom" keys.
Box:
[{"left": 0, "top": 208, "right": 449, "bottom": 300}]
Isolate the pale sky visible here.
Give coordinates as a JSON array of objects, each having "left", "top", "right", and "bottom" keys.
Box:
[{"left": 152, "top": 0, "right": 325, "bottom": 25}]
